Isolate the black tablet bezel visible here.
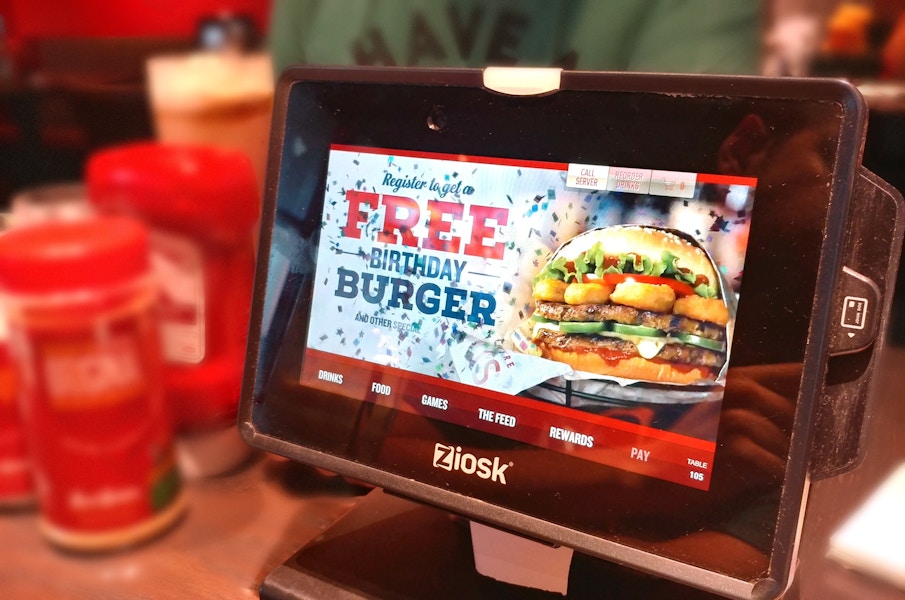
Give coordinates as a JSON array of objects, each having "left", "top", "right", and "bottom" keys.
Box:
[{"left": 240, "top": 67, "right": 866, "bottom": 599}]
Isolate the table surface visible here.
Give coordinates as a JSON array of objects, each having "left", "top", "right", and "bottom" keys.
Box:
[{"left": 2, "top": 347, "right": 905, "bottom": 600}]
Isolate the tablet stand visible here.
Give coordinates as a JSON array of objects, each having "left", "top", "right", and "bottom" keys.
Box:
[{"left": 259, "top": 487, "right": 724, "bottom": 600}]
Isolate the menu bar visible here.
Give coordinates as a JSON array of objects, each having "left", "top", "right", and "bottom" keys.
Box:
[
  {"left": 566, "top": 163, "right": 697, "bottom": 199},
  {"left": 302, "top": 349, "right": 715, "bottom": 491}
]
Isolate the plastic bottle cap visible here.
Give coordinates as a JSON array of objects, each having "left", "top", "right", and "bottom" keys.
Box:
[
  {"left": 86, "top": 143, "right": 260, "bottom": 240},
  {"left": 0, "top": 216, "right": 150, "bottom": 294}
]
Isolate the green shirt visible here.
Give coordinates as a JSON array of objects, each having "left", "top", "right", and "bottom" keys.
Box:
[{"left": 268, "top": 0, "right": 761, "bottom": 74}]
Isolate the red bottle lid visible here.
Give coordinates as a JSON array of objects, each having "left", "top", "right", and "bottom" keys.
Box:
[
  {"left": 86, "top": 143, "right": 260, "bottom": 243},
  {"left": 0, "top": 217, "right": 149, "bottom": 294}
]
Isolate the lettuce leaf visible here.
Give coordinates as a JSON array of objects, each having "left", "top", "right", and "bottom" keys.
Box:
[{"left": 535, "top": 242, "right": 719, "bottom": 298}]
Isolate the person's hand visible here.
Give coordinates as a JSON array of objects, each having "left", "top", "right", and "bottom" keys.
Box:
[{"left": 712, "top": 363, "right": 799, "bottom": 495}]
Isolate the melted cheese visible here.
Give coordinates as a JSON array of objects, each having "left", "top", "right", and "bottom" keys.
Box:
[{"left": 635, "top": 338, "right": 668, "bottom": 359}]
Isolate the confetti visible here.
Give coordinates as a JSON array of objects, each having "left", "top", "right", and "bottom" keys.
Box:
[{"left": 304, "top": 147, "right": 752, "bottom": 402}]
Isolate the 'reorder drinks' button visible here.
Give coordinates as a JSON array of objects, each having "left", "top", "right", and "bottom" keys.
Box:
[{"left": 606, "top": 167, "right": 652, "bottom": 194}]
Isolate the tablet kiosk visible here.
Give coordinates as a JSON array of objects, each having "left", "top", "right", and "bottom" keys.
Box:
[{"left": 239, "top": 67, "right": 904, "bottom": 599}]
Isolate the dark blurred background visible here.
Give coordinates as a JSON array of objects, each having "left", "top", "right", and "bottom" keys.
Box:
[
  {"left": 0, "top": 0, "right": 902, "bottom": 202},
  {"left": 0, "top": 0, "right": 270, "bottom": 203},
  {"left": 0, "top": 0, "right": 904, "bottom": 336}
]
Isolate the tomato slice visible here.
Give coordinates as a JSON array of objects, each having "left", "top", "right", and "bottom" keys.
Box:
[{"left": 587, "top": 273, "right": 696, "bottom": 297}]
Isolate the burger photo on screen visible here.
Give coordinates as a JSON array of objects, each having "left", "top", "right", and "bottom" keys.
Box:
[{"left": 523, "top": 225, "right": 734, "bottom": 386}]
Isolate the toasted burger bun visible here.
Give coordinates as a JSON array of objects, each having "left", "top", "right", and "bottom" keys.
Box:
[{"left": 536, "top": 344, "right": 716, "bottom": 385}]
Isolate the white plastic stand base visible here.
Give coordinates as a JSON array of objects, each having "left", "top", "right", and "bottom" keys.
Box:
[{"left": 470, "top": 520, "right": 574, "bottom": 595}]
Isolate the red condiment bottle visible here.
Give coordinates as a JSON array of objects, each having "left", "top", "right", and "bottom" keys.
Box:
[
  {"left": 0, "top": 319, "right": 31, "bottom": 508},
  {"left": 87, "top": 143, "right": 260, "bottom": 477},
  {"left": 0, "top": 217, "right": 185, "bottom": 550}
]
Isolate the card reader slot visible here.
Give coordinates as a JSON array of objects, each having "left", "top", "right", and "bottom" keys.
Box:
[{"left": 812, "top": 168, "right": 905, "bottom": 480}]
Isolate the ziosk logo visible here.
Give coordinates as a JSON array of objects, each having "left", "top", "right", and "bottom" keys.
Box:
[{"left": 432, "top": 443, "right": 510, "bottom": 484}]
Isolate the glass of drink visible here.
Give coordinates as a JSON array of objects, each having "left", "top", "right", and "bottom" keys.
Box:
[{"left": 146, "top": 52, "right": 274, "bottom": 191}]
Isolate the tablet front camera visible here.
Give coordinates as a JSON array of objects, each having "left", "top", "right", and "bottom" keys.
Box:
[{"left": 427, "top": 105, "right": 447, "bottom": 132}]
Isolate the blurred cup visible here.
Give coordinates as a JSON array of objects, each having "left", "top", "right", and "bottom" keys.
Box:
[
  {"left": 10, "top": 183, "right": 92, "bottom": 229},
  {"left": 146, "top": 51, "right": 274, "bottom": 191}
]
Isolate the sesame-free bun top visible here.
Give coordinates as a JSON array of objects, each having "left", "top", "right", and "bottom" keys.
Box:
[{"left": 552, "top": 225, "right": 719, "bottom": 294}]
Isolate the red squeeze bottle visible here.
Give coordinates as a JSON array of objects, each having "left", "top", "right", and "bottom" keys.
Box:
[
  {"left": 0, "top": 330, "right": 31, "bottom": 507},
  {"left": 86, "top": 143, "right": 259, "bottom": 477},
  {"left": 0, "top": 217, "right": 185, "bottom": 550}
]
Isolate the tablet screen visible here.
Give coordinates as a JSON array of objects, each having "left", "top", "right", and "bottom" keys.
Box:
[
  {"left": 303, "top": 144, "right": 755, "bottom": 491},
  {"left": 246, "top": 70, "right": 860, "bottom": 594}
]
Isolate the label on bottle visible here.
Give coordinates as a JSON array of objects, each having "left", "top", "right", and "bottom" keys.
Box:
[
  {"left": 150, "top": 231, "right": 206, "bottom": 364},
  {"left": 9, "top": 300, "right": 182, "bottom": 543},
  {"left": 42, "top": 335, "right": 145, "bottom": 410}
]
